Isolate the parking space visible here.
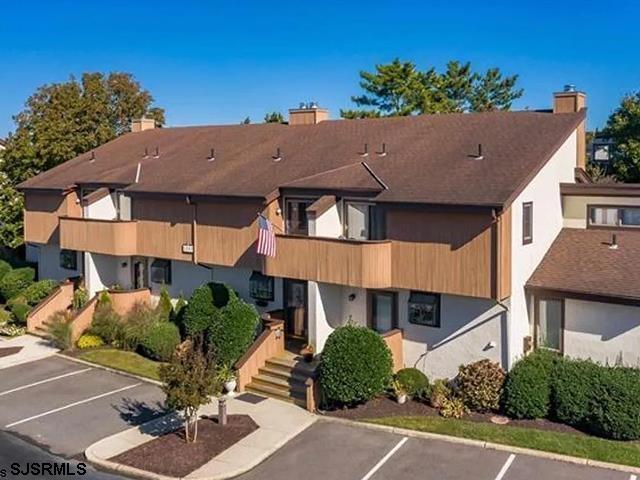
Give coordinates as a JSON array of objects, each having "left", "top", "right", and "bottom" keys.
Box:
[
  {"left": 236, "top": 421, "right": 637, "bottom": 480},
  {"left": 0, "top": 356, "right": 165, "bottom": 457}
]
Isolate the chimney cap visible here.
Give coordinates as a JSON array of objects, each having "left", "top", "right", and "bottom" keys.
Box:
[
  {"left": 564, "top": 84, "right": 577, "bottom": 93},
  {"left": 131, "top": 117, "right": 156, "bottom": 133}
]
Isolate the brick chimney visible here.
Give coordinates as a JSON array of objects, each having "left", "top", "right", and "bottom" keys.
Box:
[
  {"left": 130, "top": 118, "right": 156, "bottom": 133},
  {"left": 289, "top": 102, "right": 329, "bottom": 126},
  {"left": 553, "top": 85, "right": 586, "bottom": 169}
]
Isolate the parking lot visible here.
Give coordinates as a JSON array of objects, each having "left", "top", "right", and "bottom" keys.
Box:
[
  {"left": 236, "top": 421, "right": 637, "bottom": 480},
  {"left": 0, "top": 356, "right": 165, "bottom": 457}
]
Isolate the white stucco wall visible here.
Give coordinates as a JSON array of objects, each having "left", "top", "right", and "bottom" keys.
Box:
[
  {"left": 509, "top": 131, "right": 577, "bottom": 367},
  {"left": 85, "top": 191, "right": 117, "bottom": 220},
  {"left": 85, "top": 253, "right": 131, "bottom": 296},
  {"left": 310, "top": 202, "right": 343, "bottom": 238},
  {"left": 36, "top": 244, "right": 82, "bottom": 281},
  {"left": 563, "top": 195, "right": 640, "bottom": 229},
  {"left": 564, "top": 299, "right": 640, "bottom": 367}
]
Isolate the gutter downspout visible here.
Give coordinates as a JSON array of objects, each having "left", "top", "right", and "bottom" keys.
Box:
[{"left": 492, "top": 207, "right": 510, "bottom": 370}]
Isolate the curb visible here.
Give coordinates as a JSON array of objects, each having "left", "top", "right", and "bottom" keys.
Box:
[
  {"left": 319, "top": 416, "right": 640, "bottom": 475},
  {"left": 85, "top": 408, "right": 316, "bottom": 480},
  {"left": 56, "top": 353, "right": 163, "bottom": 386}
]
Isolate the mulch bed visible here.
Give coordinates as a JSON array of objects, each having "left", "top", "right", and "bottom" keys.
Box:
[
  {"left": 111, "top": 415, "right": 259, "bottom": 477},
  {"left": 324, "top": 396, "right": 586, "bottom": 436},
  {"left": 0, "top": 346, "right": 23, "bottom": 358}
]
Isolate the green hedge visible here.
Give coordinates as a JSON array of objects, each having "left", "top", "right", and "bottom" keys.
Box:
[
  {"left": 502, "top": 350, "right": 558, "bottom": 419},
  {"left": 551, "top": 358, "right": 598, "bottom": 427},
  {"left": 141, "top": 322, "right": 181, "bottom": 362},
  {"left": 23, "top": 279, "right": 58, "bottom": 306},
  {"left": 320, "top": 325, "right": 393, "bottom": 407},
  {"left": 0, "top": 267, "right": 35, "bottom": 301},
  {"left": 0, "top": 260, "right": 12, "bottom": 282},
  {"left": 395, "top": 368, "right": 430, "bottom": 398},
  {"left": 183, "top": 284, "right": 220, "bottom": 336},
  {"left": 209, "top": 296, "right": 259, "bottom": 367}
]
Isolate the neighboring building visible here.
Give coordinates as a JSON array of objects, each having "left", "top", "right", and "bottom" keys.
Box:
[
  {"left": 587, "top": 134, "right": 615, "bottom": 174},
  {"left": 20, "top": 88, "right": 637, "bottom": 384}
]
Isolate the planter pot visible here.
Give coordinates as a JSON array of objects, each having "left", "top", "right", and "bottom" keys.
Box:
[
  {"left": 224, "top": 378, "right": 237, "bottom": 394},
  {"left": 396, "top": 394, "right": 407, "bottom": 405},
  {"left": 302, "top": 352, "right": 314, "bottom": 362}
]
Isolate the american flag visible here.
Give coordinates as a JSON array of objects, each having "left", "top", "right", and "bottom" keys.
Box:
[{"left": 257, "top": 215, "right": 276, "bottom": 257}]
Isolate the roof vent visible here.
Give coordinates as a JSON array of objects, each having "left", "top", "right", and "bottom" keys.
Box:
[
  {"left": 609, "top": 233, "right": 619, "bottom": 250},
  {"left": 207, "top": 148, "right": 216, "bottom": 162},
  {"left": 153, "top": 147, "right": 160, "bottom": 159},
  {"left": 360, "top": 143, "right": 369, "bottom": 157},
  {"left": 272, "top": 147, "right": 282, "bottom": 162},
  {"left": 377, "top": 143, "right": 387, "bottom": 157},
  {"left": 89, "top": 151, "right": 96, "bottom": 163},
  {"left": 564, "top": 84, "right": 577, "bottom": 93},
  {"left": 468, "top": 144, "right": 484, "bottom": 160},
  {"left": 143, "top": 147, "right": 149, "bottom": 159}
]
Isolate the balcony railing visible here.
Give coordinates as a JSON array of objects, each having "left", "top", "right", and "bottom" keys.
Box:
[
  {"left": 263, "top": 234, "right": 392, "bottom": 289},
  {"left": 59, "top": 217, "right": 138, "bottom": 257}
]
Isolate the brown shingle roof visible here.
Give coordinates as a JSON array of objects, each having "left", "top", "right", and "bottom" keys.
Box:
[
  {"left": 18, "top": 110, "right": 584, "bottom": 207},
  {"left": 527, "top": 228, "right": 640, "bottom": 303}
]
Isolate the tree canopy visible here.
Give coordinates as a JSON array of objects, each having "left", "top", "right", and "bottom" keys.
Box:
[
  {"left": 264, "top": 111, "right": 285, "bottom": 123},
  {"left": 0, "top": 72, "right": 164, "bottom": 248},
  {"left": 603, "top": 92, "right": 640, "bottom": 182},
  {"left": 341, "top": 59, "right": 523, "bottom": 119}
]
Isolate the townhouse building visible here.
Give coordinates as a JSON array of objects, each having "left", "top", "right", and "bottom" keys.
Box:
[{"left": 18, "top": 88, "right": 640, "bottom": 380}]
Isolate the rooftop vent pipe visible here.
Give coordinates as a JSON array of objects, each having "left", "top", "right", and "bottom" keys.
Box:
[{"left": 609, "top": 233, "right": 618, "bottom": 250}]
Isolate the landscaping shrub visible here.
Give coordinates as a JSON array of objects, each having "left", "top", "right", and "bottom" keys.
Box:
[
  {"left": 183, "top": 284, "right": 219, "bottom": 335},
  {"left": 10, "top": 302, "right": 32, "bottom": 325},
  {"left": 77, "top": 334, "right": 104, "bottom": 349},
  {"left": 395, "top": 368, "right": 430, "bottom": 399},
  {"left": 440, "top": 396, "right": 467, "bottom": 418},
  {"left": 208, "top": 296, "right": 259, "bottom": 367},
  {"left": 156, "top": 286, "right": 173, "bottom": 322},
  {"left": 120, "top": 301, "right": 159, "bottom": 351},
  {"left": 46, "top": 311, "right": 73, "bottom": 350},
  {"left": 0, "top": 309, "right": 11, "bottom": 325},
  {"left": 171, "top": 295, "right": 187, "bottom": 335},
  {"left": 0, "top": 260, "right": 12, "bottom": 282},
  {"left": 73, "top": 287, "right": 88, "bottom": 311},
  {"left": 457, "top": 359, "right": 505, "bottom": 412},
  {"left": 0, "top": 267, "right": 35, "bottom": 301},
  {"left": 587, "top": 366, "right": 640, "bottom": 440},
  {"left": 211, "top": 282, "right": 236, "bottom": 308},
  {"left": 320, "top": 324, "right": 393, "bottom": 407},
  {"left": 90, "top": 301, "right": 123, "bottom": 345},
  {"left": 429, "top": 379, "right": 452, "bottom": 409},
  {"left": 142, "top": 322, "right": 181, "bottom": 361},
  {"left": 23, "top": 279, "right": 57, "bottom": 306},
  {"left": 551, "top": 357, "right": 599, "bottom": 427},
  {"left": 502, "top": 350, "right": 558, "bottom": 419}
]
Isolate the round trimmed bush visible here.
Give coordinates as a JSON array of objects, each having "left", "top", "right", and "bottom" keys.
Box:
[
  {"left": 502, "top": 350, "right": 558, "bottom": 419},
  {"left": 588, "top": 366, "right": 640, "bottom": 440},
  {"left": 320, "top": 325, "right": 393, "bottom": 407},
  {"left": 209, "top": 296, "right": 260, "bottom": 367},
  {"left": 77, "top": 334, "right": 104, "bottom": 349},
  {"left": 395, "top": 368, "right": 430, "bottom": 399},
  {"left": 141, "top": 322, "right": 181, "bottom": 361},
  {"left": 10, "top": 302, "right": 32, "bottom": 325},
  {"left": 457, "top": 359, "right": 505, "bottom": 412},
  {"left": 551, "top": 357, "right": 599, "bottom": 427},
  {"left": 0, "top": 260, "right": 12, "bottom": 282},
  {"left": 183, "top": 284, "right": 220, "bottom": 335},
  {"left": 23, "top": 279, "right": 58, "bottom": 306},
  {"left": 0, "top": 267, "right": 35, "bottom": 301}
]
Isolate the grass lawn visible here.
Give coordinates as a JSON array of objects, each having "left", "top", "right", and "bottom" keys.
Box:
[
  {"left": 76, "top": 348, "right": 162, "bottom": 381},
  {"left": 366, "top": 416, "right": 640, "bottom": 468}
]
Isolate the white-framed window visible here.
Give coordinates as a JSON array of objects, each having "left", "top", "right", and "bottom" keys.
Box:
[
  {"left": 522, "top": 202, "right": 533, "bottom": 245},
  {"left": 589, "top": 206, "right": 640, "bottom": 228}
]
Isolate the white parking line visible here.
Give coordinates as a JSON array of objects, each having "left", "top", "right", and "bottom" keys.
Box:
[
  {"left": 360, "top": 437, "right": 408, "bottom": 480},
  {"left": 0, "top": 368, "right": 92, "bottom": 397},
  {"left": 494, "top": 454, "right": 516, "bottom": 480},
  {"left": 5, "top": 383, "right": 141, "bottom": 428}
]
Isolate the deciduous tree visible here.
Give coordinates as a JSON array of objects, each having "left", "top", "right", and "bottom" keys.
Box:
[{"left": 603, "top": 92, "right": 640, "bottom": 182}]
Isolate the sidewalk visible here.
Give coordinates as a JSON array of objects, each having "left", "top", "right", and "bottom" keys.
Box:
[
  {"left": 0, "top": 334, "right": 59, "bottom": 369},
  {"left": 86, "top": 395, "right": 317, "bottom": 480}
]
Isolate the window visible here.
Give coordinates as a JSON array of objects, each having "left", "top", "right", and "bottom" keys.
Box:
[
  {"left": 249, "top": 271, "right": 274, "bottom": 302},
  {"left": 150, "top": 259, "right": 171, "bottom": 285},
  {"left": 285, "top": 198, "right": 314, "bottom": 235},
  {"left": 59, "top": 249, "right": 78, "bottom": 271},
  {"left": 589, "top": 206, "right": 640, "bottom": 228},
  {"left": 536, "top": 297, "right": 563, "bottom": 351},
  {"left": 345, "top": 202, "right": 386, "bottom": 240},
  {"left": 408, "top": 291, "right": 440, "bottom": 327},
  {"left": 522, "top": 202, "right": 533, "bottom": 244}
]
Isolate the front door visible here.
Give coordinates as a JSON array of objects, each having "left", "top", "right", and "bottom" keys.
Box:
[
  {"left": 284, "top": 279, "right": 308, "bottom": 339},
  {"left": 132, "top": 257, "right": 148, "bottom": 289}
]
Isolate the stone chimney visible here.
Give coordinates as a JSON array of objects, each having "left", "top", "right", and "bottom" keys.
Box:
[
  {"left": 288, "top": 102, "right": 329, "bottom": 126},
  {"left": 553, "top": 85, "right": 586, "bottom": 169},
  {"left": 130, "top": 118, "right": 156, "bottom": 133}
]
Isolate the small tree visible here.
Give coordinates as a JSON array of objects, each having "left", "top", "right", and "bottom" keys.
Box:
[
  {"left": 156, "top": 285, "right": 173, "bottom": 321},
  {"left": 159, "top": 338, "right": 220, "bottom": 443}
]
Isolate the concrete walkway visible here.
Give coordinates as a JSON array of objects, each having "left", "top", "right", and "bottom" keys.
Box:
[
  {"left": 0, "top": 334, "right": 59, "bottom": 369},
  {"left": 86, "top": 395, "right": 316, "bottom": 480}
]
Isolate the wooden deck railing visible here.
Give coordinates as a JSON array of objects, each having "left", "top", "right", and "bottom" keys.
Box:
[
  {"left": 26, "top": 282, "right": 74, "bottom": 335},
  {"left": 59, "top": 216, "right": 138, "bottom": 256},
  {"left": 381, "top": 329, "right": 404, "bottom": 372},
  {"left": 234, "top": 319, "right": 285, "bottom": 392}
]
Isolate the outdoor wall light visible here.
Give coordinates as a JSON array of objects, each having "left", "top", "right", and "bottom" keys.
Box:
[
  {"left": 348, "top": 293, "right": 356, "bottom": 301},
  {"left": 121, "top": 262, "right": 128, "bottom": 268}
]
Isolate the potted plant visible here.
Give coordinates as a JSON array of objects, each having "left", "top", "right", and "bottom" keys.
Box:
[
  {"left": 392, "top": 379, "right": 408, "bottom": 405},
  {"left": 218, "top": 365, "right": 237, "bottom": 395},
  {"left": 300, "top": 343, "right": 314, "bottom": 362}
]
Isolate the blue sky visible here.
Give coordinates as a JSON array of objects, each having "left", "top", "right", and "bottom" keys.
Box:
[{"left": 1, "top": 1, "right": 639, "bottom": 138}]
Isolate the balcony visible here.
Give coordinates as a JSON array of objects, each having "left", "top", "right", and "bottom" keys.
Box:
[
  {"left": 59, "top": 217, "right": 138, "bottom": 257},
  {"left": 263, "top": 235, "right": 392, "bottom": 289}
]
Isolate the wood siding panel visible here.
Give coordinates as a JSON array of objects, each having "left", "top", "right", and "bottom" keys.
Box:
[
  {"left": 498, "top": 207, "right": 512, "bottom": 300},
  {"left": 387, "top": 208, "right": 494, "bottom": 298},
  {"left": 24, "top": 191, "right": 81, "bottom": 244},
  {"left": 133, "top": 198, "right": 193, "bottom": 261},
  {"left": 60, "top": 217, "right": 138, "bottom": 256}
]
